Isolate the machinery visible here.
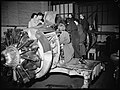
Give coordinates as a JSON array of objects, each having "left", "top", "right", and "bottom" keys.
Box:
[{"left": 1, "top": 11, "right": 104, "bottom": 88}]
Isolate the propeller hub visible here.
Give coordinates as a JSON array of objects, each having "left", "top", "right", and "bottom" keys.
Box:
[{"left": 2, "top": 45, "right": 20, "bottom": 67}]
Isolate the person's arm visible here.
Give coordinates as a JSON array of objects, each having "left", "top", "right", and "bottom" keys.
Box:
[
  {"left": 110, "top": 50, "right": 119, "bottom": 61},
  {"left": 33, "top": 24, "right": 44, "bottom": 29},
  {"left": 81, "top": 19, "right": 89, "bottom": 31},
  {"left": 28, "top": 21, "right": 31, "bottom": 28},
  {"left": 79, "top": 33, "right": 86, "bottom": 43},
  {"left": 37, "top": 20, "right": 44, "bottom": 26},
  {"left": 39, "top": 20, "right": 44, "bottom": 25},
  {"left": 32, "top": 20, "right": 45, "bottom": 29},
  {"left": 28, "top": 19, "right": 38, "bottom": 28},
  {"left": 59, "top": 31, "right": 70, "bottom": 44}
]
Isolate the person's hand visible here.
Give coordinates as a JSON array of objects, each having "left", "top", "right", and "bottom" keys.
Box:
[
  {"left": 56, "top": 30, "right": 61, "bottom": 37},
  {"left": 39, "top": 20, "right": 44, "bottom": 24},
  {"left": 37, "top": 20, "right": 44, "bottom": 25},
  {"left": 110, "top": 52, "right": 119, "bottom": 61}
]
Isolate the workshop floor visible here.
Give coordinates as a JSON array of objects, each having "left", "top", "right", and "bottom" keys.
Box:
[
  {"left": 1, "top": 55, "right": 119, "bottom": 89},
  {"left": 29, "top": 57, "right": 118, "bottom": 89}
]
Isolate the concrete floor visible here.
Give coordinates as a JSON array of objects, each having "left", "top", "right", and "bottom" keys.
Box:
[
  {"left": 30, "top": 73, "right": 84, "bottom": 89},
  {"left": 1, "top": 56, "right": 119, "bottom": 89},
  {"left": 29, "top": 59, "right": 118, "bottom": 89}
]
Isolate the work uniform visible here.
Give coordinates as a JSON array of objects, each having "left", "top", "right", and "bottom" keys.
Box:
[
  {"left": 77, "top": 24, "right": 86, "bottom": 57},
  {"left": 28, "top": 18, "right": 38, "bottom": 28},
  {"left": 59, "top": 31, "right": 74, "bottom": 64}
]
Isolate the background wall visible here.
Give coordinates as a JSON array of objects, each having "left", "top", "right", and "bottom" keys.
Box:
[
  {"left": 1, "top": 1, "right": 50, "bottom": 26},
  {"left": 1, "top": 1, "right": 51, "bottom": 37},
  {"left": 74, "top": 1, "right": 119, "bottom": 25}
]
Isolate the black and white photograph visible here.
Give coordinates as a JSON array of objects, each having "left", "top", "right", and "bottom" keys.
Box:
[{"left": 1, "top": 0, "right": 119, "bottom": 89}]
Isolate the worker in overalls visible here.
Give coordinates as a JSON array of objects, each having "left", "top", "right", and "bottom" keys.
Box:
[{"left": 57, "top": 22, "right": 74, "bottom": 66}]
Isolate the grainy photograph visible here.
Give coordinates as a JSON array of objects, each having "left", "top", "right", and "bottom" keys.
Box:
[{"left": 1, "top": 0, "right": 119, "bottom": 89}]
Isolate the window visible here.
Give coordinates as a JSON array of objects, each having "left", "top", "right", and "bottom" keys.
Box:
[
  {"left": 76, "top": 2, "right": 119, "bottom": 25},
  {"left": 52, "top": 3, "right": 73, "bottom": 19}
]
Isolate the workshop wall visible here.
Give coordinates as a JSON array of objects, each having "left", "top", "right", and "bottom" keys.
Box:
[
  {"left": 1, "top": 1, "right": 51, "bottom": 37},
  {"left": 1, "top": 1, "right": 50, "bottom": 26}
]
